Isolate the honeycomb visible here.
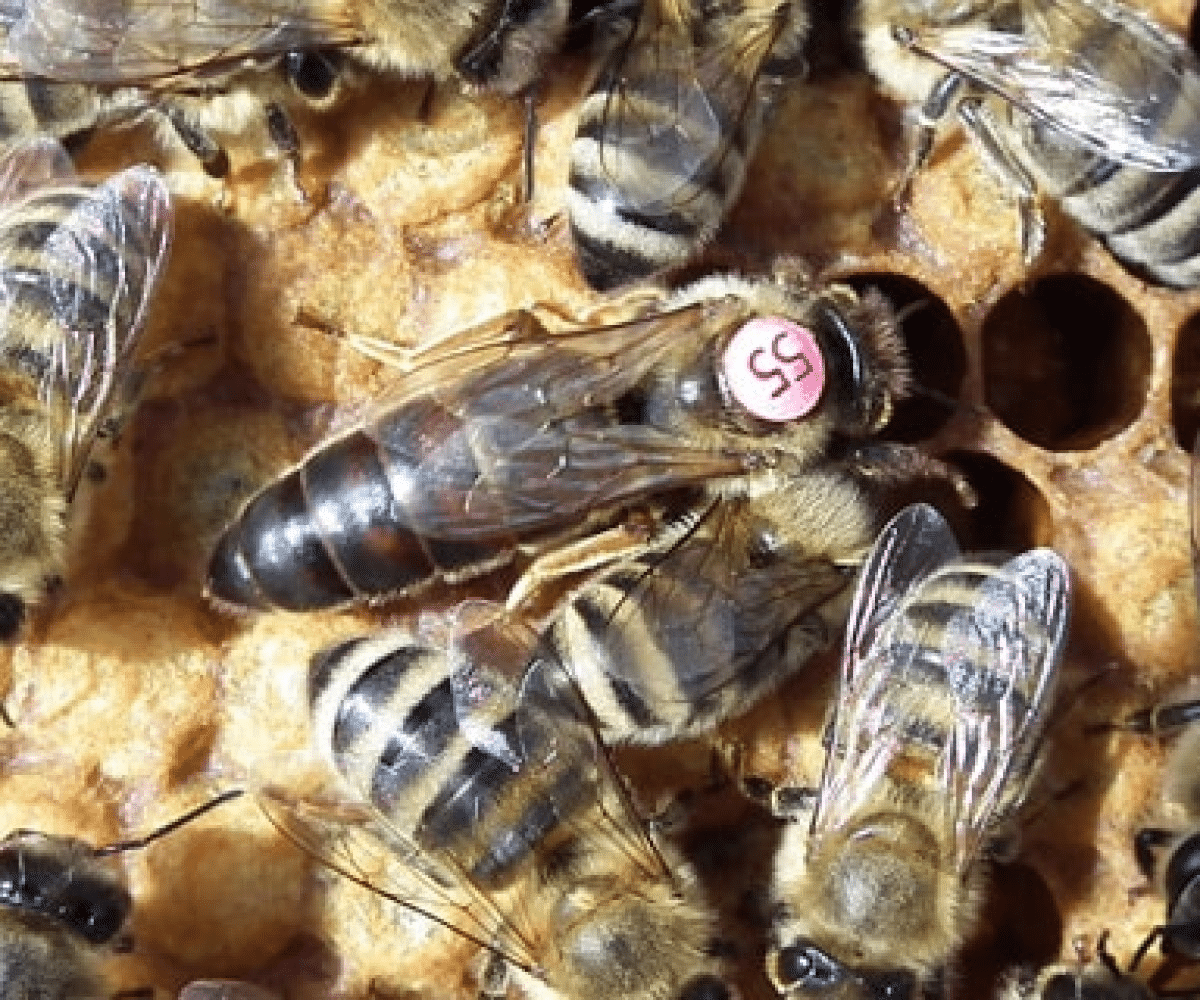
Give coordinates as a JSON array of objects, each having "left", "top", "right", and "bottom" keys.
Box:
[{"left": 4, "top": 4, "right": 1200, "bottom": 999}]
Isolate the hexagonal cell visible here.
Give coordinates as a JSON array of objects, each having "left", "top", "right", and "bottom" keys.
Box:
[
  {"left": 982, "top": 275, "right": 1151, "bottom": 451},
  {"left": 944, "top": 451, "right": 1054, "bottom": 553},
  {"left": 1172, "top": 311, "right": 1200, "bottom": 448},
  {"left": 848, "top": 273, "right": 966, "bottom": 443}
]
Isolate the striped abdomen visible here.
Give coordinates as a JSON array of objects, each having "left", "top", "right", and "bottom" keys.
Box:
[
  {"left": 862, "top": 560, "right": 1055, "bottom": 815},
  {"left": 0, "top": 176, "right": 165, "bottom": 426},
  {"left": 567, "top": 64, "right": 776, "bottom": 291},
  {"left": 206, "top": 400, "right": 559, "bottom": 613},
  {"left": 308, "top": 625, "right": 597, "bottom": 888},
  {"left": 549, "top": 535, "right": 842, "bottom": 745},
  {"left": 1007, "top": 19, "right": 1200, "bottom": 288}
]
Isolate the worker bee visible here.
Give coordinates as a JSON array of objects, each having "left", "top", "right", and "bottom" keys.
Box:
[
  {"left": 0, "top": 0, "right": 588, "bottom": 178},
  {"left": 207, "top": 262, "right": 955, "bottom": 615},
  {"left": 262, "top": 601, "right": 736, "bottom": 1000},
  {"left": 856, "top": 0, "right": 1200, "bottom": 286},
  {"left": 568, "top": 0, "right": 809, "bottom": 289},
  {"left": 0, "top": 136, "right": 171, "bottom": 640},
  {"left": 539, "top": 474, "right": 876, "bottom": 746},
  {"left": 0, "top": 789, "right": 241, "bottom": 1000},
  {"left": 766, "top": 502, "right": 1072, "bottom": 1000}
]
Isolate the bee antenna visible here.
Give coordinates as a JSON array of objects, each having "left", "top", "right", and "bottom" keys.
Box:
[{"left": 93, "top": 789, "right": 244, "bottom": 858}]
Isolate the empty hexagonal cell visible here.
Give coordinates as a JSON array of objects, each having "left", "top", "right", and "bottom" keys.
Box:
[
  {"left": 848, "top": 273, "right": 966, "bottom": 443},
  {"left": 982, "top": 275, "right": 1151, "bottom": 451},
  {"left": 944, "top": 451, "right": 1054, "bottom": 553},
  {"left": 1172, "top": 311, "right": 1200, "bottom": 449}
]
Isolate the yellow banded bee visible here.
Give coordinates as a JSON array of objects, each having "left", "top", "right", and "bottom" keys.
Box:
[
  {"left": 765, "top": 502, "right": 1071, "bottom": 1000},
  {"left": 0, "top": 0, "right": 590, "bottom": 178},
  {"left": 206, "top": 264, "right": 955, "bottom": 615},
  {"left": 262, "top": 602, "right": 736, "bottom": 1000},
  {"left": 0, "top": 136, "right": 171, "bottom": 640},
  {"left": 0, "top": 789, "right": 241, "bottom": 1000},
  {"left": 568, "top": 0, "right": 809, "bottom": 289},
  {"left": 856, "top": 0, "right": 1200, "bottom": 286}
]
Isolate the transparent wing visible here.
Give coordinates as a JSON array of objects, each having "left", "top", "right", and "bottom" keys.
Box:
[
  {"left": 811, "top": 504, "right": 1070, "bottom": 875},
  {"left": 0, "top": 162, "right": 172, "bottom": 496},
  {"left": 0, "top": 0, "right": 364, "bottom": 84},
  {"left": 564, "top": 498, "right": 851, "bottom": 738},
  {"left": 265, "top": 604, "right": 670, "bottom": 976},
  {"left": 588, "top": 1, "right": 794, "bottom": 212},
  {"left": 810, "top": 504, "right": 960, "bottom": 836},
  {"left": 908, "top": 0, "right": 1200, "bottom": 170},
  {"left": 942, "top": 546, "right": 1070, "bottom": 864},
  {"left": 360, "top": 299, "right": 757, "bottom": 540},
  {"left": 444, "top": 601, "right": 671, "bottom": 888},
  {"left": 0, "top": 137, "right": 75, "bottom": 207},
  {"left": 840, "top": 503, "right": 961, "bottom": 666},
  {"left": 258, "top": 788, "right": 545, "bottom": 975}
]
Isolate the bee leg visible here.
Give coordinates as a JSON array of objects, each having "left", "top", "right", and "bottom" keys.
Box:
[
  {"left": 897, "top": 72, "right": 964, "bottom": 209},
  {"left": 507, "top": 517, "right": 659, "bottom": 616},
  {"left": 846, "top": 441, "right": 977, "bottom": 508},
  {"left": 163, "top": 106, "right": 230, "bottom": 178},
  {"left": 522, "top": 86, "right": 538, "bottom": 203},
  {"left": 264, "top": 102, "right": 315, "bottom": 206},
  {"left": 955, "top": 97, "right": 1046, "bottom": 265}
]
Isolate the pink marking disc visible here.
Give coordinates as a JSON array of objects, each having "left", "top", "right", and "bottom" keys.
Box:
[{"left": 722, "top": 317, "right": 825, "bottom": 422}]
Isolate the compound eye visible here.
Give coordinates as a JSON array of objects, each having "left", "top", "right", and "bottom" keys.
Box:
[
  {"left": 679, "top": 975, "right": 732, "bottom": 1000},
  {"left": 283, "top": 50, "right": 340, "bottom": 101},
  {"left": 774, "top": 941, "right": 845, "bottom": 990}
]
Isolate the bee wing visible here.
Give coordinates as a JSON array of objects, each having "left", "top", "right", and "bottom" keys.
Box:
[
  {"left": 810, "top": 504, "right": 960, "bottom": 835},
  {"left": 361, "top": 299, "right": 755, "bottom": 539},
  {"left": 941, "top": 546, "right": 1070, "bottom": 865},
  {"left": 840, "top": 503, "right": 961, "bottom": 665},
  {"left": 0, "top": 0, "right": 363, "bottom": 84},
  {"left": 811, "top": 503, "right": 1070, "bottom": 873},
  {"left": 909, "top": 0, "right": 1200, "bottom": 171},
  {"left": 586, "top": 2, "right": 791, "bottom": 212},
  {"left": 257, "top": 787, "right": 544, "bottom": 975},
  {"left": 0, "top": 137, "right": 76, "bottom": 207},
  {"left": 0, "top": 162, "right": 172, "bottom": 498},
  {"left": 569, "top": 499, "right": 851, "bottom": 735},
  {"left": 440, "top": 600, "right": 671, "bottom": 884}
]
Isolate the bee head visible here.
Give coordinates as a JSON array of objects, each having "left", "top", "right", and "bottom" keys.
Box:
[
  {"left": 769, "top": 939, "right": 916, "bottom": 1000},
  {"left": 0, "top": 835, "right": 131, "bottom": 945}
]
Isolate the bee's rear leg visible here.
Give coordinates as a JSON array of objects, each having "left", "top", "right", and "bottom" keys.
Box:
[{"left": 896, "top": 70, "right": 964, "bottom": 212}]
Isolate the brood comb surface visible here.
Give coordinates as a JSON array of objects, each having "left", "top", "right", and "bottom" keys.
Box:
[{"left": 1, "top": 18, "right": 1197, "bottom": 1000}]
